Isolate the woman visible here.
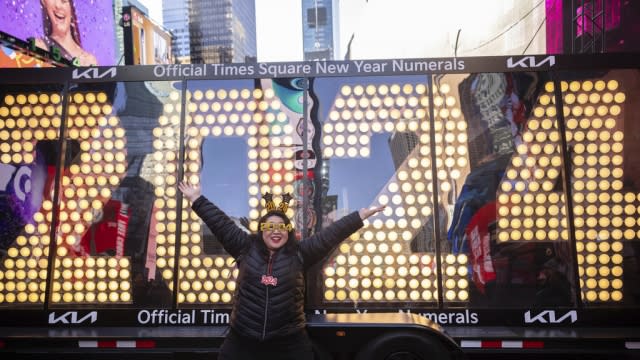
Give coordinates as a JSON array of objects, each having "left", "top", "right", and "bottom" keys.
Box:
[
  {"left": 178, "top": 181, "right": 384, "bottom": 360},
  {"left": 35, "top": 0, "right": 97, "bottom": 66}
]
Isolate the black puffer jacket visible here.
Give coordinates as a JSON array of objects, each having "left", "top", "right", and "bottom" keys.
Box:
[{"left": 191, "top": 196, "right": 363, "bottom": 341}]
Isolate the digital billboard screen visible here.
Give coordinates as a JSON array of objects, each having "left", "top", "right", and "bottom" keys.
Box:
[
  {"left": 0, "top": 44, "right": 56, "bottom": 68},
  {"left": 0, "top": 0, "right": 116, "bottom": 66},
  {"left": 123, "top": 6, "right": 172, "bottom": 65}
]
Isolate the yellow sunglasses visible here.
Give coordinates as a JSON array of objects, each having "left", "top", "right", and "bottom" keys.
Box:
[{"left": 260, "top": 222, "right": 293, "bottom": 231}]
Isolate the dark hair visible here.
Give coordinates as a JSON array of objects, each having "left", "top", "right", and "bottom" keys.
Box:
[
  {"left": 256, "top": 211, "right": 297, "bottom": 253},
  {"left": 41, "top": 0, "right": 82, "bottom": 46}
]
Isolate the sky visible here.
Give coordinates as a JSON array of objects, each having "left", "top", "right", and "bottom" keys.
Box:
[
  {"left": 138, "top": 0, "right": 302, "bottom": 62},
  {"left": 137, "top": 0, "right": 163, "bottom": 26},
  {"left": 135, "top": 0, "right": 547, "bottom": 62}
]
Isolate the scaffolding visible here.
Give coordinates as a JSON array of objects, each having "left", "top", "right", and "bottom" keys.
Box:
[{"left": 571, "top": 0, "right": 607, "bottom": 53}]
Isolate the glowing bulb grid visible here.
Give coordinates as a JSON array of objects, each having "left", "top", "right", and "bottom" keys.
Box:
[
  {"left": 148, "top": 87, "right": 297, "bottom": 304},
  {"left": 497, "top": 79, "right": 635, "bottom": 303},
  {"left": 1, "top": 77, "right": 635, "bottom": 307},
  {"left": 0, "top": 91, "right": 130, "bottom": 304},
  {"left": 321, "top": 81, "right": 469, "bottom": 303}
]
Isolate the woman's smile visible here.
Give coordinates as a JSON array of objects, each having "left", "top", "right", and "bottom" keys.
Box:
[
  {"left": 269, "top": 233, "right": 283, "bottom": 244},
  {"left": 44, "top": 0, "right": 72, "bottom": 36}
]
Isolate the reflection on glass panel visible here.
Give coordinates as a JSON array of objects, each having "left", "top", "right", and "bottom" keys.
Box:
[
  {"left": 200, "top": 137, "right": 249, "bottom": 255},
  {"left": 444, "top": 72, "right": 576, "bottom": 308},
  {"left": 179, "top": 78, "right": 304, "bottom": 306},
  {"left": 431, "top": 74, "right": 474, "bottom": 306},
  {"left": 312, "top": 76, "right": 440, "bottom": 305},
  {"left": 50, "top": 81, "right": 177, "bottom": 307},
  {"left": 558, "top": 70, "right": 640, "bottom": 306},
  {"left": 0, "top": 84, "right": 64, "bottom": 307}
]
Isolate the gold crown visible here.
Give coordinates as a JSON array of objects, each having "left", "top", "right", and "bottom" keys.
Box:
[{"left": 262, "top": 192, "right": 292, "bottom": 213}]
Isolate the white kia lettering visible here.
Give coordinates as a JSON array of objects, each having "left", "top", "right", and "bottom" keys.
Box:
[
  {"left": 507, "top": 56, "right": 556, "bottom": 69},
  {"left": 48, "top": 311, "right": 98, "bottom": 324},
  {"left": 72, "top": 67, "right": 117, "bottom": 80},
  {"left": 524, "top": 310, "right": 577, "bottom": 324}
]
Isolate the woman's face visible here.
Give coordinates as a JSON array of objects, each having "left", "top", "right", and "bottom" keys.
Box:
[
  {"left": 261, "top": 215, "right": 289, "bottom": 252},
  {"left": 43, "top": 0, "right": 72, "bottom": 37}
]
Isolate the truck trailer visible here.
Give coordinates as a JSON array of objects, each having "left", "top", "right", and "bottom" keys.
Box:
[{"left": 0, "top": 52, "right": 639, "bottom": 359}]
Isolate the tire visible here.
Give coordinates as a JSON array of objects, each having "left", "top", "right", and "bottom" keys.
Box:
[
  {"left": 355, "top": 330, "right": 452, "bottom": 360},
  {"left": 312, "top": 339, "right": 333, "bottom": 360}
]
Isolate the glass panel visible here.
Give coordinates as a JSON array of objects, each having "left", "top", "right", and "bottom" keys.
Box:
[
  {"left": 432, "top": 74, "right": 476, "bottom": 307},
  {"left": 442, "top": 72, "right": 576, "bottom": 308},
  {"left": 179, "top": 78, "right": 306, "bottom": 307},
  {"left": 308, "top": 75, "right": 439, "bottom": 308},
  {"left": 0, "top": 84, "right": 64, "bottom": 307},
  {"left": 557, "top": 69, "right": 640, "bottom": 307},
  {"left": 50, "top": 81, "right": 178, "bottom": 308}
]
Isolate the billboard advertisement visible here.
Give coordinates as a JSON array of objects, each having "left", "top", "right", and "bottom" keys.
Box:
[
  {"left": 0, "top": 0, "right": 116, "bottom": 66},
  {"left": 0, "top": 45, "right": 55, "bottom": 68},
  {"left": 123, "top": 6, "right": 172, "bottom": 65}
]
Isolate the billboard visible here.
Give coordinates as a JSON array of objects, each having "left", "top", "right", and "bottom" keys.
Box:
[
  {"left": 0, "top": 44, "right": 55, "bottom": 68},
  {"left": 0, "top": 0, "right": 116, "bottom": 66},
  {"left": 123, "top": 6, "right": 172, "bottom": 65}
]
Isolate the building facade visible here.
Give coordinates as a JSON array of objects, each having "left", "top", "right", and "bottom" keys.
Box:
[
  {"left": 302, "top": 0, "right": 335, "bottom": 60},
  {"left": 162, "top": 0, "right": 191, "bottom": 63},
  {"left": 189, "top": 0, "right": 256, "bottom": 64},
  {"left": 388, "top": 131, "right": 442, "bottom": 252}
]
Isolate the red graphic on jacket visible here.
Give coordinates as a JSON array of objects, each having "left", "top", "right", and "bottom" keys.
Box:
[
  {"left": 261, "top": 253, "right": 278, "bottom": 286},
  {"left": 261, "top": 275, "right": 278, "bottom": 286}
]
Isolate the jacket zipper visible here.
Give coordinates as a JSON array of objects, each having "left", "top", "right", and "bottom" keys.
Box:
[{"left": 262, "top": 253, "right": 273, "bottom": 340}]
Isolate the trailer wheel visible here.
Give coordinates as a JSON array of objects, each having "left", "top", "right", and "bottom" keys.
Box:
[
  {"left": 355, "top": 330, "right": 452, "bottom": 360},
  {"left": 312, "top": 339, "right": 332, "bottom": 360}
]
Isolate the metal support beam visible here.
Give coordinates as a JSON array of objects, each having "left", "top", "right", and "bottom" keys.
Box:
[{"left": 571, "top": 0, "right": 607, "bottom": 53}]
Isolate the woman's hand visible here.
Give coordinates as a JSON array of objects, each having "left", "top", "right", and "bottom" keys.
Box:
[
  {"left": 178, "top": 181, "right": 202, "bottom": 203},
  {"left": 358, "top": 205, "right": 386, "bottom": 221}
]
